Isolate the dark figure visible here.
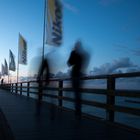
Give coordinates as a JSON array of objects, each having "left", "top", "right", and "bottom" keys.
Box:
[
  {"left": 37, "top": 57, "right": 50, "bottom": 100},
  {"left": 67, "top": 41, "right": 89, "bottom": 119},
  {"left": 35, "top": 57, "right": 50, "bottom": 117},
  {"left": 1, "top": 79, "right": 4, "bottom": 85}
]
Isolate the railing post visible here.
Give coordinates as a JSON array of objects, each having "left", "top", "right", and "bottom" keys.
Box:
[
  {"left": 8, "top": 84, "right": 10, "bottom": 91},
  {"left": 15, "top": 83, "right": 18, "bottom": 94},
  {"left": 20, "top": 83, "right": 22, "bottom": 95},
  {"left": 38, "top": 81, "right": 43, "bottom": 101},
  {"left": 11, "top": 83, "right": 13, "bottom": 93},
  {"left": 27, "top": 82, "right": 30, "bottom": 97},
  {"left": 58, "top": 80, "right": 63, "bottom": 107},
  {"left": 7, "top": 84, "right": 10, "bottom": 91},
  {"left": 9, "top": 84, "right": 11, "bottom": 91},
  {"left": 106, "top": 76, "right": 115, "bottom": 122}
]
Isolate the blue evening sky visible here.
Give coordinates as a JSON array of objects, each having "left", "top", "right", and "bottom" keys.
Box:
[{"left": 0, "top": 0, "right": 140, "bottom": 79}]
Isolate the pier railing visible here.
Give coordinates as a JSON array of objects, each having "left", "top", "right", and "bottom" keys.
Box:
[{"left": 2, "top": 72, "right": 140, "bottom": 130}]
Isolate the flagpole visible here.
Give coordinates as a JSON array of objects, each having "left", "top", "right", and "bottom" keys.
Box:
[
  {"left": 8, "top": 62, "right": 9, "bottom": 83},
  {"left": 17, "top": 51, "right": 19, "bottom": 83},
  {"left": 17, "top": 57, "right": 19, "bottom": 83},
  {"left": 8, "top": 71, "right": 10, "bottom": 83},
  {"left": 17, "top": 34, "right": 20, "bottom": 83},
  {"left": 8, "top": 50, "right": 10, "bottom": 84},
  {"left": 42, "top": 0, "right": 47, "bottom": 61}
]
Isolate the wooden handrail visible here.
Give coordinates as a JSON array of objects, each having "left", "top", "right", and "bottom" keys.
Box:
[{"left": 1, "top": 72, "right": 140, "bottom": 130}]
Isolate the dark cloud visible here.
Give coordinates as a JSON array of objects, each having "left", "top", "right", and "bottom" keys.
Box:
[
  {"left": 92, "top": 57, "right": 138, "bottom": 75},
  {"left": 126, "top": 67, "right": 140, "bottom": 73}
]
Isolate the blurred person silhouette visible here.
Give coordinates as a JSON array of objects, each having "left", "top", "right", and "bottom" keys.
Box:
[
  {"left": 67, "top": 40, "right": 90, "bottom": 119},
  {"left": 1, "top": 78, "right": 4, "bottom": 85},
  {"left": 37, "top": 54, "right": 50, "bottom": 100},
  {"left": 36, "top": 53, "right": 57, "bottom": 120},
  {"left": 34, "top": 54, "right": 50, "bottom": 117}
]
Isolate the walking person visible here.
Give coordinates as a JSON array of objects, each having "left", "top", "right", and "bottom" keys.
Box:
[
  {"left": 37, "top": 56, "right": 50, "bottom": 100},
  {"left": 1, "top": 78, "right": 4, "bottom": 85},
  {"left": 67, "top": 40, "right": 89, "bottom": 119}
]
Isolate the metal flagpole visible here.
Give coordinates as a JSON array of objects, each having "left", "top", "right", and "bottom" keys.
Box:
[
  {"left": 38, "top": 0, "right": 47, "bottom": 101},
  {"left": 17, "top": 34, "right": 20, "bottom": 83},
  {"left": 8, "top": 70, "right": 10, "bottom": 83},
  {"left": 42, "top": 0, "right": 47, "bottom": 61},
  {"left": 8, "top": 50, "right": 10, "bottom": 83},
  {"left": 17, "top": 53, "right": 19, "bottom": 83}
]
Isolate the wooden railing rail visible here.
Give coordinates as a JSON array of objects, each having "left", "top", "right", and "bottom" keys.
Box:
[{"left": 1, "top": 72, "right": 140, "bottom": 130}]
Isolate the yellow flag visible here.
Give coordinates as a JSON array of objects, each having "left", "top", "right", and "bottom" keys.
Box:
[{"left": 46, "top": 0, "right": 63, "bottom": 46}]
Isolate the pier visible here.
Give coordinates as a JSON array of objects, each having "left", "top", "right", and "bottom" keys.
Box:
[{"left": 0, "top": 72, "right": 140, "bottom": 140}]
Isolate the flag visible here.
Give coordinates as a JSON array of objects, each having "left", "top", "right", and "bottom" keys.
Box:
[
  {"left": 46, "top": 0, "right": 63, "bottom": 46},
  {"left": 18, "top": 34, "right": 27, "bottom": 65},
  {"left": 4, "top": 59, "right": 8, "bottom": 75},
  {"left": 9, "top": 49, "right": 16, "bottom": 71},
  {"left": 1, "top": 64, "right": 5, "bottom": 75}
]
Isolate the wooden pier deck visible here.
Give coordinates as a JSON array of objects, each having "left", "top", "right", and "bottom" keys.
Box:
[{"left": 0, "top": 89, "right": 139, "bottom": 140}]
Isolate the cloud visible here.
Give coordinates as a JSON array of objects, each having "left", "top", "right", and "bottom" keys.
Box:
[
  {"left": 126, "top": 67, "right": 140, "bottom": 73},
  {"left": 90, "top": 58, "right": 140, "bottom": 90},
  {"left": 113, "top": 43, "right": 140, "bottom": 56},
  {"left": 113, "top": 43, "right": 130, "bottom": 54},
  {"left": 92, "top": 57, "right": 138, "bottom": 75},
  {"left": 62, "top": 0, "right": 79, "bottom": 14}
]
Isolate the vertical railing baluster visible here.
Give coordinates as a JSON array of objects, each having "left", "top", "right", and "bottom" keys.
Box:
[
  {"left": 7, "top": 84, "right": 10, "bottom": 91},
  {"left": 11, "top": 83, "right": 13, "bottom": 93},
  {"left": 27, "top": 82, "right": 30, "bottom": 97},
  {"left": 106, "top": 76, "right": 115, "bottom": 122},
  {"left": 38, "top": 81, "right": 43, "bottom": 101},
  {"left": 15, "top": 83, "right": 18, "bottom": 94},
  {"left": 8, "top": 84, "right": 10, "bottom": 91},
  {"left": 20, "top": 83, "right": 22, "bottom": 95},
  {"left": 58, "top": 80, "right": 63, "bottom": 107}
]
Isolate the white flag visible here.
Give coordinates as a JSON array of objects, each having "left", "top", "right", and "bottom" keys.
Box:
[
  {"left": 46, "top": 0, "right": 63, "bottom": 46},
  {"left": 4, "top": 59, "right": 8, "bottom": 75},
  {"left": 9, "top": 49, "right": 16, "bottom": 71},
  {"left": 18, "top": 34, "right": 27, "bottom": 65},
  {"left": 1, "top": 64, "right": 5, "bottom": 75}
]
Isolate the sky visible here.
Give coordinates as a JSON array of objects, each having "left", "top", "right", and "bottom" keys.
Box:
[{"left": 0, "top": 0, "right": 140, "bottom": 81}]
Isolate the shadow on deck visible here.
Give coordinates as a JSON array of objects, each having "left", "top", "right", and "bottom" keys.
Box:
[{"left": 0, "top": 89, "right": 139, "bottom": 140}]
